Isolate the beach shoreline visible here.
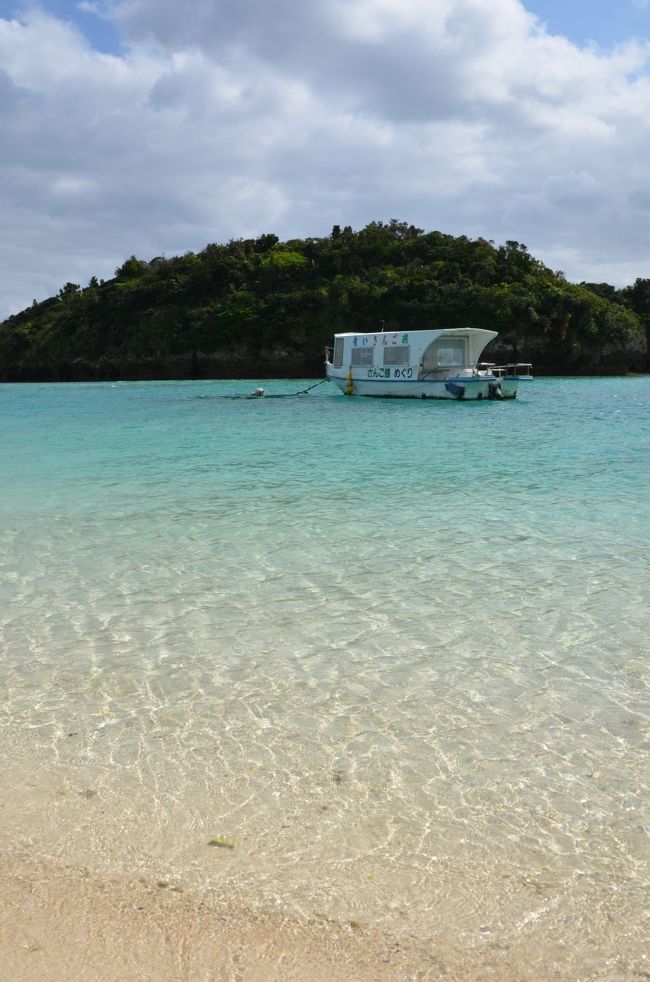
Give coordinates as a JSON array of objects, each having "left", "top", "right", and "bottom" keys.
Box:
[
  {"left": 3, "top": 851, "right": 646, "bottom": 982},
  {"left": 1, "top": 854, "right": 446, "bottom": 982}
]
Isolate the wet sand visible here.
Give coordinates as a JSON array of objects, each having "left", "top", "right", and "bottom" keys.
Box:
[
  {"left": 0, "top": 853, "right": 554, "bottom": 982},
  {"left": 3, "top": 849, "right": 649, "bottom": 981},
  {"left": 1, "top": 855, "right": 443, "bottom": 982},
  {"left": 2, "top": 766, "right": 648, "bottom": 982}
]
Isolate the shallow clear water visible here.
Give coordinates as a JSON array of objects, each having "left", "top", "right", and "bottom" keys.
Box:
[{"left": 1, "top": 378, "right": 648, "bottom": 975}]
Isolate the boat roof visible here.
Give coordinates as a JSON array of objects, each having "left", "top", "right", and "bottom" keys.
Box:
[{"left": 333, "top": 327, "right": 498, "bottom": 340}]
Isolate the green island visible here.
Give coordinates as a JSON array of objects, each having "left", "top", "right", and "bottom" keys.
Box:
[{"left": 1, "top": 220, "right": 648, "bottom": 381}]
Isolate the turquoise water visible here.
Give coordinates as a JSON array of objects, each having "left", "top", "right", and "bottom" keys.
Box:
[{"left": 1, "top": 378, "right": 649, "bottom": 976}]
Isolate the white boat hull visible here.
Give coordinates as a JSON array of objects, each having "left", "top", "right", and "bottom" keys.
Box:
[{"left": 326, "top": 370, "right": 503, "bottom": 399}]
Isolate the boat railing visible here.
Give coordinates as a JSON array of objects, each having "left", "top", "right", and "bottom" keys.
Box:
[
  {"left": 478, "top": 362, "right": 533, "bottom": 378},
  {"left": 502, "top": 363, "right": 533, "bottom": 377}
]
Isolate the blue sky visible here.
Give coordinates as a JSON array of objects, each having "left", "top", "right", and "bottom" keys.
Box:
[
  {"left": 524, "top": 0, "right": 649, "bottom": 48},
  {"left": 2, "top": 0, "right": 650, "bottom": 315},
  {"left": 6, "top": 0, "right": 121, "bottom": 52}
]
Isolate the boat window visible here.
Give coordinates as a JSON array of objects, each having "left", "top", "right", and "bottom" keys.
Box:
[
  {"left": 384, "top": 346, "right": 410, "bottom": 366},
  {"left": 351, "top": 347, "right": 374, "bottom": 366},
  {"left": 422, "top": 337, "right": 467, "bottom": 370},
  {"left": 333, "top": 338, "right": 344, "bottom": 368},
  {"left": 437, "top": 346, "right": 464, "bottom": 366}
]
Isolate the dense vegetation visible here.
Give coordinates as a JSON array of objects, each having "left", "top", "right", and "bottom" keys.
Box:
[{"left": 0, "top": 221, "right": 647, "bottom": 380}]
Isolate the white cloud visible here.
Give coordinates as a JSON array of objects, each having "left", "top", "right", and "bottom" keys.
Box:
[{"left": 2, "top": 1, "right": 650, "bottom": 315}]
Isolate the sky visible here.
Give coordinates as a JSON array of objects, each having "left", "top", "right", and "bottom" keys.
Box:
[{"left": 2, "top": 0, "right": 650, "bottom": 317}]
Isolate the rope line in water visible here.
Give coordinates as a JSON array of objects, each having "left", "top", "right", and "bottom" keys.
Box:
[
  {"left": 224, "top": 379, "right": 329, "bottom": 399},
  {"left": 294, "top": 379, "right": 329, "bottom": 395}
]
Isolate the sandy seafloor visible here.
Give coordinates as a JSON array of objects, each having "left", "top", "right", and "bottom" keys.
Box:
[
  {"left": 2, "top": 856, "right": 646, "bottom": 982},
  {"left": 2, "top": 856, "right": 433, "bottom": 982},
  {"left": 1, "top": 377, "right": 649, "bottom": 980}
]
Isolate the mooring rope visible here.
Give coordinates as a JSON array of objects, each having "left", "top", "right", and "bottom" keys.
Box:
[
  {"left": 224, "top": 378, "right": 329, "bottom": 399},
  {"left": 293, "top": 378, "right": 329, "bottom": 395}
]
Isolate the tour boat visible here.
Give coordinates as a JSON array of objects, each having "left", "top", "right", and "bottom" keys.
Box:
[{"left": 325, "top": 328, "right": 532, "bottom": 400}]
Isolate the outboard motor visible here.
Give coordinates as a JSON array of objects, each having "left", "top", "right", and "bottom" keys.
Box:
[{"left": 489, "top": 382, "right": 504, "bottom": 400}]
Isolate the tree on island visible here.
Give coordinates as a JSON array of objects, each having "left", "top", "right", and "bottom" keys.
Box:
[{"left": 0, "top": 222, "right": 645, "bottom": 380}]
